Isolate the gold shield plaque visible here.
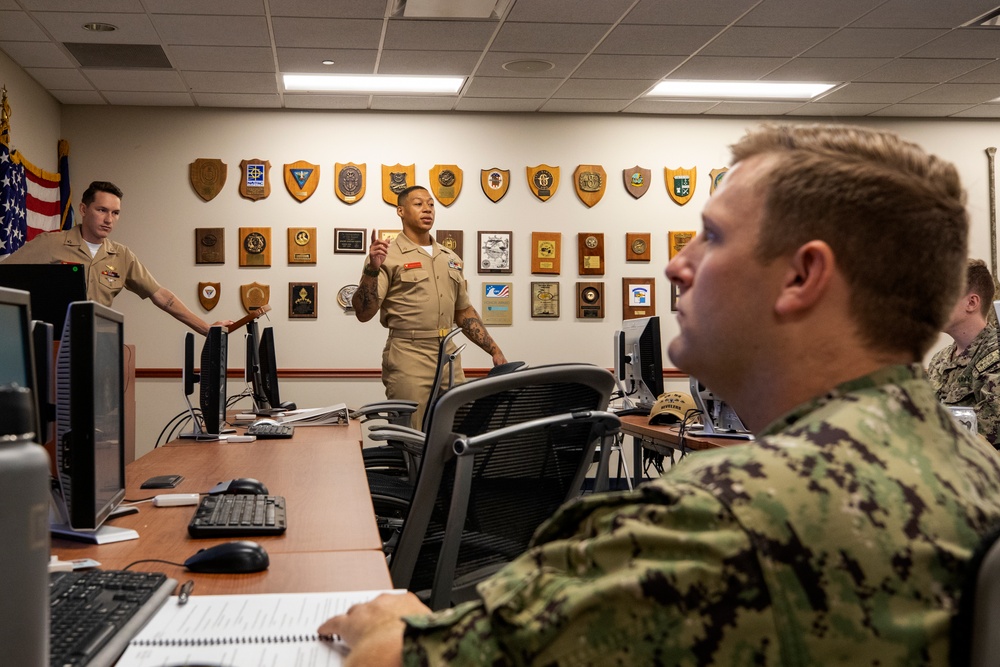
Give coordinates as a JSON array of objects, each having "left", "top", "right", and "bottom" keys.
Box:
[
  {"left": 239, "top": 159, "right": 271, "bottom": 201},
  {"left": 381, "top": 163, "right": 415, "bottom": 205},
  {"left": 190, "top": 158, "right": 227, "bottom": 202},
  {"left": 574, "top": 164, "right": 607, "bottom": 208},
  {"left": 526, "top": 165, "right": 560, "bottom": 202},
  {"left": 335, "top": 162, "right": 366, "bottom": 204},
  {"left": 430, "top": 164, "right": 463, "bottom": 206},
  {"left": 709, "top": 167, "right": 729, "bottom": 194},
  {"left": 240, "top": 282, "right": 270, "bottom": 316},
  {"left": 665, "top": 167, "right": 696, "bottom": 206},
  {"left": 481, "top": 168, "right": 510, "bottom": 203},
  {"left": 283, "top": 160, "right": 319, "bottom": 202},
  {"left": 669, "top": 230, "right": 697, "bottom": 258},
  {"left": 198, "top": 282, "right": 220, "bottom": 311},
  {"left": 623, "top": 166, "right": 650, "bottom": 200}
]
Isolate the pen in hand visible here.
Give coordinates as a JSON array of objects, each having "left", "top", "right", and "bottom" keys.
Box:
[{"left": 177, "top": 579, "right": 194, "bottom": 605}]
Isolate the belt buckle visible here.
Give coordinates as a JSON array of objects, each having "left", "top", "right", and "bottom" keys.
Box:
[{"left": 439, "top": 328, "right": 449, "bottom": 338}]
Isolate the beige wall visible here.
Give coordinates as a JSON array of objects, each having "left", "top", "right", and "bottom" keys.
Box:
[{"left": 0, "top": 49, "right": 61, "bottom": 171}]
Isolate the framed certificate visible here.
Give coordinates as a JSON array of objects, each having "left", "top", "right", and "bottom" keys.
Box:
[
  {"left": 334, "top": 228, "right": 366, "bottom": 254},
  {"left": 478, "top": 231, "right": 512, "bottom": 274},
  {"left": 531, "top": 282, "right": 559, "bottom": 318}
]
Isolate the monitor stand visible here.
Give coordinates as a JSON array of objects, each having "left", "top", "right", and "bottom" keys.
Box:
[
  {"left": 178, "top": 395, "right": 221, "bottom": 440},
  {"left": 50, "top": 523, "right": 139, "bottom": 545}
]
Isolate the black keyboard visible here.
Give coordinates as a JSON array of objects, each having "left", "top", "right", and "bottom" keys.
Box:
[
  {"left": 49, "top": 569, "right": 176, "bottom": 667},
  {"left": 188, "top": 494, "right": 287, "bottom": 537},
  {"left": 246, "top": 422, "right": 295, "bottom": 438}
]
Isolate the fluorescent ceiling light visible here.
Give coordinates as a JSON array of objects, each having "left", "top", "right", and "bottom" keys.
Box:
[
  {"left": 283, "top": 74, "right": 464, "bottom": 94},
  {"left": 647, "top": 80, "right": 836, "bottom": 100}
]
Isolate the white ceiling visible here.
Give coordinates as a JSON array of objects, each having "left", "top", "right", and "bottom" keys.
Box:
[{"left": 3, "top": 0, "right": 1000, "bottom": 117}]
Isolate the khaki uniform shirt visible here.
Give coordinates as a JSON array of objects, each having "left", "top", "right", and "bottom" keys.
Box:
[
  {"left": 402, "top": 365, "right": 1000, "bottom": 665},
  {"left": 927, "top": 324, "right": 1000, "bottom": 446},
  {"left": 5, "top": 226, "right": 161, "bottom": 307},
  {"left": 373, "top": 234, "right": 470, "bottom": 425}
]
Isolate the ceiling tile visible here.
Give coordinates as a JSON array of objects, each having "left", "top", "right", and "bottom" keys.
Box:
[
  {"left": 0, "top": 41, "right": 77, "bottom": 68},
  {"left": 152, "top": 14, "right": 270, "bottom": 46},
  {"left": 193, "top": 92, "right": 280, "bottom": 107},
  {"left": 554, "top": 78, "right": 654, "bottom": 99},
  {"left": 464, "top": 76, "right": 563, "bottom": 98},
  {"left": 870, "top": 103, "right": 979, "bottom": 116},
  {"left": 819, "top": 81, "right": 936, "bottom": 103},
  {"left": 951, "top": 104, "right": 1000, "bottom": 118},
  {"left": 597, "top": 25, "right": 724, "bottom": 56},
  {"left": 282, "top": 94, "right": 370, "bottom": 109},
  {"left": 49, "top": 89, "right": 106, "bottom": 104},
  {"left": 952, "top": 61, "right": 1000, "bottom": 84},
  {"left": 788, "top": 102, "right": 891, "bottom": 116},
  {"left": 669, "top": 56, "right": 787, "bottom": 80},
  {"left": 901, "top": 83, "right": 1000, "bottom": 104},
  {"left": 803, "top": 28, "right": 946, "bottom": 58},
  {"left": 851, "top": 0, "right": 1000, "bottom": 28},
  {"left": 763, "top": 58, "right": 888, "bottom": 81},
  {"left": 455, "top": 97, "right": 545, "bottom": 111},
  {"left": 276, "top": 48, "right": 377, "bottom": 74},
  {"left": 906, "top": 30, "right": 1000, "bottom": 59},
  {"left": 183, "top": 71, "right": 278, "bottom": 94},
  {"left": 33, "top": 11, "right": 159, "bottom": 43},
  {"left": 378, "top": 50, "right": 482, "bottom": 75},
  {"left": 491, "top": 22, "right": 608, "bottom": 53},
  {"left": 20, "top": 0, "right": 143, "bottom": 10},
  {"left": 84, "top": 68, "right": 186, "bottom": 91},
  {"left": 574, "top": 54, "right": 683, "bottom": 79},
  {"left": 507, "top": 0, "right": 634, "bottom": 23},
  {"left": 857, "top": 58, "right": 993, "bottom": 83},
  {"left": 145, "top": 0, "right": 261, "bottom": 15},
  {"left": 0, "top": 10, "right": 55, "bottom": 41},
  {"left": 623, "top": 99, "right": 720, "bottom": 114},
  {"left": 539, "top": 98, "right": 629, "bottom": 112},
  {"left": 103, "top": 90, "right": 194, "bottom": 105},
  {"left": 384, "top": 20, "right": 497, "bottom": 51},
  {"left": 624, "top": 0, "right": 755, "bottom": 26},
  {"left": 0, "top": 0, "right": 23, "bottom": 8},
  {"left": 269, "top": 0, "right": 385, "bottom": 19},
  {"left": 700, "top": 27, "right": 836, "bottom": 57},
  {"left": 24, "top": 67, "right": 93, "bottom": 90},
  {"left": 703, "top": 100, "right": 806, "bottom": 115},
  {"left": 271, "top": 17, "right": 383, "bottom": 50},
  {"left": 370, "top": 95, "right": 458, "bottom": 111},
  {"left": 737, "top": 0, "right": 878, "bottom": 27},
  {"left": 477, "top": 51, "right": 585, "bottom": 77},
  {"left": 168, "top": 46, "right": 274, "bottom": 72}
]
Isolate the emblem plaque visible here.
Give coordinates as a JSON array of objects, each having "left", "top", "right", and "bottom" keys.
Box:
[
  {"left": 669, "top": 230, "right": 697, "bottom": 258},
  {"left": 531, "top": 282, "right": 559, "bottom": 318},
  {"left": 478, "top": 231, "right": 512, "bottom": 274},
  {"left": 578, "top": 233, "right": 605, "bottom": 276},
  {"left": 239, "top": 227, "right": 271, "bottom": 267},
  {"left": 709, "top": 167, "right": 729, "bottom": 194},
  {"left": 335, "top": 162, "right": 366, "bottom": 204},
  {"left": 577, "top": 282, "right": 604, "bottom": 319},
  {"left": 287, "top": 227, "right": 317, "bottom": 264},
  {"left": 526, "top": 165, "right": 560, "bottom": 202},
  {"left": 626, "top": 232, "right": 651, "bottom": 262},
  {"left": 378, "top": 229, "right": 401, "bottom": 244},
  {"left": 335, "top": 228, "right": 366, "bottom": 254},
  {"left": 665, "top": 167, "right": 696, "bottom": 206},
  {"left": 381, "top": 163, "right": 415, "bottom": 205},
  {"left": 289, "top": 282, "right": 317, "bottom": 319},
  {"left": 430, "top": 164, "right": 463, "bottom": 206},
  {"left": 531, "top": 231, "right": 560, "bottom": 275},
  {"left": 198, "top": 282, "right": 220, "bottom": 311},
  {"left": 337, "top": 284, "right": 358, "bottom": 312},
  {"left": 240, "top": 282, "right": 270, "bottom": 316},
  {"left": 481, "top": 168, "right": 510, "bottom": 203},
  {"left": 482, "top": 282, "right": 513, "bottom": 326},
  {"left": 195, "top": 227, "right": 225, "bottom": 264},
  {"left": 623, "top": 166, "right": 651, "bottom": 200},
  {"left": 239, "top": 159, "right": 271, "bottom": 201},
  {"left": 622, "top": 277, "right": 656, "bottom": 320},
  {"left": 283, "top": 160, "right": 319, "bottom": 202},
  {"left": 573, "top": 164, "right": 607, "bottom": 208},
  {"left": 189, "top": 158, "right": 227, "bottom": 202},
  {"left": 436, "top": 229, "right": 464, "bottom": 259}
]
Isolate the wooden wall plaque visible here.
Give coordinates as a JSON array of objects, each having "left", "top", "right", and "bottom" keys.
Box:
[
  {"left": 436, "top": 229, "right": 464, "bottom": 259},
  {"left": 622, "top": 277, "right": 656, "bottom": 320},
  {"left": 239, "top": 227, "right": 271, "bottom": 267},
  {"left": 195, "top": 227, "right": 225, "bottom": 264},
  {"left": 577, "top": 282, "right": 604, "bottom": 319},
  {"left": 669, "top": 230, "right": 697, "bottom": 258},
  {"left": 626, "top": 232, "right": 651, "bottom": 262},
  {"left": 288, "top": 227, "right": 317, "bottom": 264},
  {"left": 578, "top": 232, "right": 605, "bottom": 276},
  {"left": 531, "top": 282, "right": 559, "bottom": 318},
  {"left": 531, "top": 232, "right": 560, "bottom": 274}
]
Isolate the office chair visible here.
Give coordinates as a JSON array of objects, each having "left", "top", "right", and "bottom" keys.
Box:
[
  {"left": 378, "top": 363, "right": 619, "bottom": 610},
  {"left": 950, "top": 523, "right": 1000, "bottom": 667}
]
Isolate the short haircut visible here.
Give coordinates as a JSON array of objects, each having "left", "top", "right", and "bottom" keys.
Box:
[
  {"left": 966, "top": 258, "right": 995, "bottom": 317},
  {"left": 731, "top": 124, "right": 968, "bottom": 360},
  {"left": 81, "top": 181, "right": 123, "bottom": 205},
  {"left": 397, "top": 185, "right": 429, "bottom": 206}
]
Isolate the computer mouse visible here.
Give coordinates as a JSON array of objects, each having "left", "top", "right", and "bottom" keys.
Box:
[
  {"left": 208, "top": 477, "right": 269, "bottom": 495},
  {"left": 184, "top": 541, "right": 269, "bottom": 574},
  {"left": 253, "top": 418, "right": 281, "bottom": 427}
]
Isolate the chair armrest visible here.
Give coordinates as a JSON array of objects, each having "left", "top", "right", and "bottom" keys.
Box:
[
  {"left": 368, "top": 424, "right": 426, "bottom": 456},
  {"left": 452, "top": 410, "right": 621, "bottom": 456},
  {"left": 352, "top": 400, "right": 418, "bottom": 424}
]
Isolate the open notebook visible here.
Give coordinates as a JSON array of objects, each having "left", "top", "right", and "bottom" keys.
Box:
[{"left": 116, "top": 589, "right": 402, "bottom": 667}]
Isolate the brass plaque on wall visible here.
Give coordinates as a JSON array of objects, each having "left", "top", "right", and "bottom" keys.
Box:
[
  {"left": 481, "top": 168, "right": 510, "bottom": 203},
  {"left": 577, "top": 282, "right": 604, "bottom": 319},
  {"left": 190, "top": 158, "right": 226, "bottom": 202},
  {"left": 335, "top": 228, "right": 366, "bottom": 254},
  {"left": 195, "top": 227, "right": 225, "bottom": 264},
  {"left": 622, "top": 277, "right": 656, "bottom": 320},
  {"left": 709, "top": 167, "right": 729, "bottom": 194},
  {"left": 574, "top": 164, "right": 606, "bottom": 208},
  {"left": 429, "top": 164, "right": 462, "bottom": 206},
  {"left": 335, "top": 162, "right": 366, "bottom": 204},
  {"left": 526, "top": 164, "right": 559, "bottom": 202},
  {"left": 288, "top": 227, "right": 317, "bottom": 264},
  {"left": 623, "top": 166, "right": 650, "bottom": 200},
  {"left": 289, "top": 282, "right": 317, "bottom": 319},
  {"left": 626, "top": 232, "right": 651, "bottom": 262},
  {"left": 578, "top": 232, "right": 605, "bottom": 276},
  {"left": 531, "top": 282, "right": 559, "bottom": 318},
  {"left": 283, "top": 160, "right": 319, "bottom": 202},
  {"left": 239, "top": 159, "right": 271, "bottom": 201},
  {"left": 436, "top": 229, "right": 464, "bottom": 259},
  {"left": 239, "top": 227, "right": 271, "bottom": 267},
  {"left": 531, "top": 232, "right": 560, "bottom": 274},
  {"left": 382, "top": 163, "right": 415, "bottom": 205},
  {"left": 482, "top": 282, "right": 512, "bottom": 326},
  {"left": 665, "top": 166, "right": 696, "bottom": 206},
  {"left": 240, "top": 282, "right": 270, "bottom": 316},
  {"left": 669, "top": 230, "right": 696, "bottom": 258},
  {"left": 198, "top": 282, "right": 220, "bottom": 311}
]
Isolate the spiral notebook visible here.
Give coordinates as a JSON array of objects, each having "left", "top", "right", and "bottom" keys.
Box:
[{"left": 116, "top": 589, "right": 402, "bottom": 666}]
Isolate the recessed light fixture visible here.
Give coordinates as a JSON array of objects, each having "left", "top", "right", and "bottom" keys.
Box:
[
  {"left": 283, "top": 74, "right": 464, "bottom": 94},
  {"left": 647, "top": 80, "right": 836, "bottom": 100},
  {"left": 82, "top": 22, "right": 117, "bottom": 32},
  {"left": 321, "top": 60, "right": 335, "bottom": 66},
  {"left": 502, "top": 59, "right": 554, "bottom": 73}
]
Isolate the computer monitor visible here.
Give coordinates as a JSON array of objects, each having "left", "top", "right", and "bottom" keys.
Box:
[
  {"left": 258, "top": 327, "right": 283, "bottom": 410},
  {"left": 243, "top": 320, "right": 280, "bottom": 415},
  {"left": 31, "top": 320, "right": 54, "bottom": 445},
  {"left": 615, "top": 316, "right": 664, "bottom": 413},
  {"left": 199, "top": 326, "right": 228, "bottom": 436},
  {"left": 689, "top": 377, "right": 753, "bottom": 439},
  {"left": 51, "top": 301, "right": 128, "bottom": 535},
  {"left": 0, "top": 263, "right": 87, "bottom": 340},
  {"left": 0, "top": 286, "right": 44, "bottom": 441}
]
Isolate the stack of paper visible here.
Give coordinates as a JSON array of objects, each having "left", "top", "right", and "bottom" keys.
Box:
[{"left": 279, "top": 403, "right": 350, "bottom": 426}]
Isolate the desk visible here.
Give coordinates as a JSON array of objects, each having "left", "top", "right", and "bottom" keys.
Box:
[
  {"left": 619, "top": 414, "right": 747, "bottom": 488},
  {"left": 52, "top": 421, "right": 392, "bottom": 594}
]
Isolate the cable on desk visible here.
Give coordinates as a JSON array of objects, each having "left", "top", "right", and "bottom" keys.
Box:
[
  {"left": 676, "top": 408, "right": 703, "bottom": 462},
  {"left": 123, "top": 558, "right": 185, "bottom": 571}
]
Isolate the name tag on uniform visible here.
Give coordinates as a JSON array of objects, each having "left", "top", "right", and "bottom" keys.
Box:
[{"left": 403, "top": 261, "right": 423, "bottom": 270}]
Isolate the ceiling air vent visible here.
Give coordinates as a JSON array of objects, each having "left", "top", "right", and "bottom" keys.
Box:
[
  {"left": 967, "top": 7, "right": 1000, "bottom": 27},
  {"left": 64, "top": 43, "right": 171, "bottom": 69}
]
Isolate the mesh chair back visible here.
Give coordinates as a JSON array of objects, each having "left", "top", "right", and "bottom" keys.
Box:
[
  {"left": 951, "top": 523, "right": 1000, "bottom": 667},
  {"left": 389, "top": 363, "right": 617, "bottom": 608}
]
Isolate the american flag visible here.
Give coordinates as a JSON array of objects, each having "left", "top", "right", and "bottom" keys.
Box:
[
  {"left": 0, "top": 141, "right": 64, "bottom": 257},
  {"left": 485, "top": 284, "right": 510, "bottom": 298}
]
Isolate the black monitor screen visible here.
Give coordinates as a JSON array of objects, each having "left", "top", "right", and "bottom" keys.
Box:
[
  {"left": 199, "top": 326, "right": 227, "bottom": 435},
  {"left": 621, "top": 315, "right": 664, "bottom": 411},
  {"left": 0, "top": 264, "right": 87, "bottom": 340},
  {"left": 259, "top": 327, "right": 281, "bottom": 408},
  {"left": 0, "top": 287, "right": 39, "bottom": 439}
]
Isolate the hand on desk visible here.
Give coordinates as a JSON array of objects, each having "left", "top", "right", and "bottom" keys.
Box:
[{"left": 318, "top": 592, "right": 430, "bottom": 667}]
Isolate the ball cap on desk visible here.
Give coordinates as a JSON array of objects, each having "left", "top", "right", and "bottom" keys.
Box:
[{"left": 649, "top": 392, "right": 698, "bottom": 425}]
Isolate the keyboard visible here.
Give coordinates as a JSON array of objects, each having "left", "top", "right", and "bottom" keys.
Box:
[
  {"left": 245, "top": 422, "right": 295, "bottom": 439},
  {"left": 49, "top": 569, "right": 176, "bottom": 667},
  {"left": 188, "top": 493, "right": 287, "bottom": 538}
]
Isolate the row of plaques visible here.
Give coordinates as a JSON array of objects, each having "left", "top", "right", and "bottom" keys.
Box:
[
  {"left": 480, "top": 279, "right": 657, "bottom": 324},
  {"left": 191, "top": 158, "right": 729, "bottom": 208}
]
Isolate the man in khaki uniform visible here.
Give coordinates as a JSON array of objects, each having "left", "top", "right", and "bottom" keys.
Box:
[
  {"left": 353, "top": 185, "right": 506, "bottom": 428},
  {"left": 5, "top": 180, "right": 229, "bottom": 335}
]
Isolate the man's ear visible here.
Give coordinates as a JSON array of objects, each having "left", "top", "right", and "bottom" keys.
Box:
[
  {"left": 396, "top": 205, "right": 403, "bottom": 220},
  {"left": 774, "top": 240, "right": 834, "bottom": 316},
  {"left": 968, "top": 292, "right": 982, "bottom": 315}
]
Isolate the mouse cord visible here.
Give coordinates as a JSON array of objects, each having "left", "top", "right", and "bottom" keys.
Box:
[
  {"left": 122, "top": 558, "right": 185, "bottom": 571},
  {"left": 120, "top": 497, "right": 156, "bottom": 504}
]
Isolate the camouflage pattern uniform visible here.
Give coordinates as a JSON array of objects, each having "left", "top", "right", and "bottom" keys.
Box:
[
  {"left": 927, "top": 324, "right": 1000, "bottom": 446},
  {"left": 402, "top": 365, "right": 1000, "bottom": 665}
]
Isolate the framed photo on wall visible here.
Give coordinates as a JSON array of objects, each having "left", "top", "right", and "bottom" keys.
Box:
[
  {"left": 478, "top": 231, "right": 512, "bottom": 274},
  {"left": 289, "top": 282, "right": 317, "bottom": 319}
]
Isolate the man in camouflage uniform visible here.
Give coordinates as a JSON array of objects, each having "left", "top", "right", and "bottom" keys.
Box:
[
  {"left": 927, "top": 258, "right": 1000, "bottom": 446},
  {"left": 321, "top": 125, "right": 1000, "bottom": 665}
]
